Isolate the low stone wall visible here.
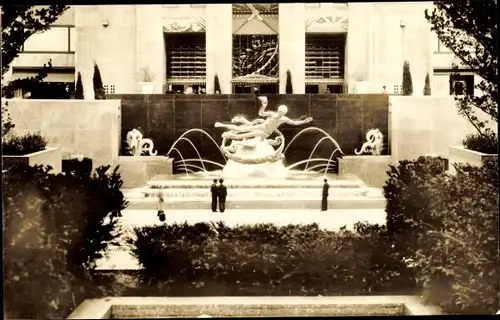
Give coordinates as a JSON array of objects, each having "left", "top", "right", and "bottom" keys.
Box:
[
  {"left": 5, "top": 99, "right": 121, "bottom": 170},
  {"left": 115, "top": 156, "right": 173, "bottom": 188},
  {"left": 389, "top": 96, "right": 496, "bottom": 164},
  {"left": 2, "top": 147, "right": 62, "bottom": 174},
  {"left": 67, "top": 296, "right": 442, "bottom": 319},
  {"left": 448, "top": 146, "right": 498, "bottom": 174},
  {"left": 338, "top": 155, "right": 391, "bottom": 188}
]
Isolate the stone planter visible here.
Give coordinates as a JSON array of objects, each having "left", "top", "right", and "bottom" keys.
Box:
[
  {"left": 139, "top": 82, "right": 155, "bottom": 94},
  {"left": 115, "top": 156, "right": 173, "bottom": 188},
  {"left": 448, "top": 145, "right": 497, "bottom": 173},
  {"left": 338, "top": 155, "right": 391, "bottom": 188},
  {"left": 2, "top": 147, "right": 62, "bottom": 174}
]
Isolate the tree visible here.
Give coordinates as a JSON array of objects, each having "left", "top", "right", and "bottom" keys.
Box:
[
  {"left": 2, "top": 5, "right": 68, "bottom": 97},
  {"left": 286, "top": 69, "right": 293, "bottom": 94},
  {"left": 75, "top": 72, "right": 84, "bottom": 99},
  {"left": 425, "top": 2, "right": 497, "bottom": 144},
  {"left": 93, "top": 63, "right": 105, "bottom": 99},
  {"left": 214, "top": 74, "right": 221, "bottom": 94},
  {"left": 402, "top": 60, "right": 413, "bottom": 96},
  {"left": 423, "top": 73, "right": 431, "bottom": 96}
]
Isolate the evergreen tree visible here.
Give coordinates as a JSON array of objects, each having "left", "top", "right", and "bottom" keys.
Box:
[
  {"left": 75, "top": 72, "right": 84, "bottom": 99},
  {"left": 285, "top": 70, "right": 293, "bottom": 94},
  {"left": 423, "top": 73, "right": 431, "bottom": 96},
  {"left": 214, "top": 74, "right": 221, "bottom": 94},
  {"left": 93, "top": 63, "right": 105, "bottom": 99},
  {"left": 402, "top": 60, "right": 413, "bottom": 96}
]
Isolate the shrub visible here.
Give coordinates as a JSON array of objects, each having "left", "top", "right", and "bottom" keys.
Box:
[
  {"left": 286, "top": 70, "right": 293, "bottom": 94},
  {"left": 3, "top": 164, "right": 127, "bottom": 318},
  {"left": 75, "top": 72, "right": 84, "bottom": 99},
  {"left": 402, "top": 60, "right": 413, "bottom": 96},
  {"left": 423, "top": 73, "right": 431, "bottom": 96},
  {"left": 214, "top": 74, "right": 221, "bottom": 94},
  {"left": 93, "top": 63, "right": 106, "bottom": 99},
  {"left": 461, "top": 128, "right": 498, "bottom": 154},
  {"left": 383, "top": 156, "right": 447, "bottom": 261},
  {"left": 2, "top": 132, "right": 48, "bottom": 155},
  {"left": 62, "top": 157, "right": 93, "bottom": 177},
  {"left": 413, "top": 158, "right": 499, "bottom": 314},
  {"left": 128, "top": 222, "right": 415, "bottom": 296}
]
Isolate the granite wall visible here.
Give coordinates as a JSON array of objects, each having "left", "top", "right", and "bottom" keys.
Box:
[
  {"left": 111, "top": 94, "right": 390, "bottom": 172},
  {"left": 5, "top": 99, "right": 121, "bottom": 169},
  {"left": 389, "top": 96, "right": 497, "bottom": 164}
]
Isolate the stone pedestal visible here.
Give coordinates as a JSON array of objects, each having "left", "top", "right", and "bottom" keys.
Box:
[
  {"left": 116, "top": 156, "right": 173, "bottom": 188},
  {"left": 338, "top": 155, "right": 391, "bottom": 188}
]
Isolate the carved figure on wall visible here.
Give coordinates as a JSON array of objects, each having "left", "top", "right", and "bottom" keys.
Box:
[
  {"left": 126, "top": 128, "right": 158, "bottom": 156},
  {"left": 215, "top": 96, "right": 312, "bottom": 164},
  {"left": 232, "top": 35, "right": 279, "bottom": 77},
  {"left": 354, "top": 129, "right": 384, "bottom": 156}
]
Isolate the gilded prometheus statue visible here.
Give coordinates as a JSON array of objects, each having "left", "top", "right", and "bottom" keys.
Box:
[
  {"left": 214, "top": 96, "right": 313, "bottom": 165},
  {"left": 126, "top": 128, "right": 158, "bottom": 156}
]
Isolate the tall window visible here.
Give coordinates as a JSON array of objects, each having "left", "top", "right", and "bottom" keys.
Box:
[
  {"left": 305, "top": 34, "right": 346, "bottom": 81},
  {"left": 165, "top": 33, "right": 206, "bottom": 81},
  {"left": 232, "top": 34, "right": 279, "bottom": 78}
]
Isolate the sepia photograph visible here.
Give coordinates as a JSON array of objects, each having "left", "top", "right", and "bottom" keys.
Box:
[{"left": 1, "top": 1, "right": 498, "bottom": 318}]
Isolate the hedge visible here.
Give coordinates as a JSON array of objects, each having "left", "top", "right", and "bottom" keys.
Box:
[
  {"left": 127, "top": 222, "right": 417, "bottom": 296},
  {"left": 3, "top": 163, "right": 127, "bottom": 319},
  {"left": 384, "top": 156, "right": 499, "bottom": 314}
]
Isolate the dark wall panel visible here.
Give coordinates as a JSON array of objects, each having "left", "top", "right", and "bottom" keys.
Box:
[{"left": 113, "top": 94, "right": 389, "bottom": 173}]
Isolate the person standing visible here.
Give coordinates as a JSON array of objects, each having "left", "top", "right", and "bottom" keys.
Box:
[
  {"left": 218, "top": 178, "right": 227, "bottom": 213},
  {"left": 210, "top": 179, "right": 218, "bottom": 212},
  {"left": 321, "top": 178, "right": 329, "bottom": 211},
  {"left": 157, "top": 186, "right": 166, "bottom": 222}
]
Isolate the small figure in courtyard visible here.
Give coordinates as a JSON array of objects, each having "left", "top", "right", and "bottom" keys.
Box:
[
  {"left": 218, "top": 178, "right": 227, "bottom": 213},
  {"left": 382, "top": 85, "right": 387, "bottom": 94},
  {"left": 157, "top": 186, "right": 166, "bottom": 222},
  {"left": 210, "top": 179, "right": 218, "bottom": 212},
  {"left": 321, "top": 178, "right": 329, "bottom": 211},
  {"left": 325, "top": 88, "right": 331, "bottom": 94}
]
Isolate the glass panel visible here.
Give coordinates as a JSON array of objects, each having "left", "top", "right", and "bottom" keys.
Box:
[
  {"left": 232, "top": 34, "right": 279, "bottom": 78},
  {"left": 165, "top": 33, "right": 206, "bottom": 80},
  {"left": 305, "top": 33, "right": 346, "bottom": 80},
  {"left": 23, "top": 27, "right": 69, "bottom": 52}
]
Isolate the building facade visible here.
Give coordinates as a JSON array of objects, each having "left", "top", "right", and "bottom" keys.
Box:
[{"left": 6, "top": 3, "right": 479, "bottom": 99}]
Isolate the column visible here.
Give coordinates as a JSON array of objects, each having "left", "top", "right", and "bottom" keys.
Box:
[
  {"left": 346, "top": 3, "right": 374, "bottom": 93},
  {"left": 206, "top": 4, "right": 232, "bottom": 94},
  {"left": 75, "top": 6, "right": 97, "bottom": 99},
  {"left": 136, "top": 5, "right": 165, "bottom": 93},
  {"left": 278, "top": 3, "right": 306, "bottom": 94}
]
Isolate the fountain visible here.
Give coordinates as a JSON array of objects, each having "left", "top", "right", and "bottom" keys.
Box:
[{"left": 123, "top": 96, "right": 385, "bottom": 210}]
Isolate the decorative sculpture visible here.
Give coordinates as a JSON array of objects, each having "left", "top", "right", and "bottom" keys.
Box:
[
  {"left": 354, "top": 129, "right": 384, "bottom": 156},
  {"left": 126, "top": 128, "right": 158, "bottom": 156},
  {"left": 214, "top": 96, "right": 312, "bottom": 165}
]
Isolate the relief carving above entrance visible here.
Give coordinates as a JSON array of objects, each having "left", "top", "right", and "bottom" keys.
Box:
[{"left": 163, "top": 17, "right": 207, "bottom": 33}]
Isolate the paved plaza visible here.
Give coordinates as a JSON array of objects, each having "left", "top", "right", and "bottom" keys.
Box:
[{"left": 97, "top": 208, "right": 386, "bottom": 270}]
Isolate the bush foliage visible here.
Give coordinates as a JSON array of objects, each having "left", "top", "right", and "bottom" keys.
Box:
[
  {"left": 423, "top": 73, "right": 431, "bottom": 96},
  {"left": 128, "top": 222, "right": 416, "bottom": 296},
  {"left": 93, "top": 63, "right": 106, "bottom": 99},
  {"left": 384, "top": 156, "right": 499, "bottom": 314},
  {"left": 461, "top": 128, "right": 498, "bottom": 154},
  {"left": 214, "top": 74, "right": 221, "bottom": 94},
  {"left": 3, "top": 164, "right": 127, "bottom": 319},
  {"left": 286, "top": 70, "right": 293, "bottom": 94},
  {"left": 2, "top": 131, "right": 48, "bottom": 155}
]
